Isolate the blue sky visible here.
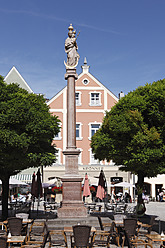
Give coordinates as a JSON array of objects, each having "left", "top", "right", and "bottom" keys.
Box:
[{"left": 0, "top": 1, "right": 165, "bottom": 99}]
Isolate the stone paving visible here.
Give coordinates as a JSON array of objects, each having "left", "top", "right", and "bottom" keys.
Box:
[{"left": 1, "top": 201, "right": 165, "bottom": 247}]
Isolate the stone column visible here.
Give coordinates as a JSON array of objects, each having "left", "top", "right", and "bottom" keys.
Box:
[{"left": 58, "top": 68, "right": 87, "bottom": 218}]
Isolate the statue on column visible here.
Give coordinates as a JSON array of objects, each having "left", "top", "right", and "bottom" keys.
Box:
[{"left": 64, "top": 24, "right": 80, "bottom": 68}]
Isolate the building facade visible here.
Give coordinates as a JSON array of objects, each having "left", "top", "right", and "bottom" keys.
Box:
[{"left": 44, "top": 59, "right": 129, "bottom": 193}]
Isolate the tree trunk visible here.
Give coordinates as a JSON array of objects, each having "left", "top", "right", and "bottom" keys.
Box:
[
  {"left": 137, "top": 171, "right": 145, "bottom": 201},
  {"left": 2, "top": 176, "right": 10, "bottom": 221}
]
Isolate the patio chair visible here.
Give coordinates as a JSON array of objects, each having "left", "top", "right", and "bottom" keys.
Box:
[
  {"left": 7, "top": 217, "right": 28, "bottom": 236},
  {"left": 0, "top": 236, "right": 8, "bottom": 248},
  {"left": 138, "top": 216, "right": 155, "bottom": 235},
  {"left": 21, "top": 230, "right": 49, "bottom": 248},
  {"left": 48, "top": 230, "right": 68, "bottom": 247},
  {"left": 123, "top": 229, "right": 153, "bottom": 247},
  {"left": 71, "top": 225, "right": 92, "bottom": 248},
  {"left": 27, "top": 221, "right": 47, "bottom": 243},
  {"left": 0, "top": 222, "right": 7, "bottom": 236},
  {"left": 92, "top": 221, "right": 120, "bottom": 247},
  {"left": 97, "top": 216, "right": 112, "bottom": 231},
  {"left": 122, "top": 218, "right": 139, "bottom": 248}
]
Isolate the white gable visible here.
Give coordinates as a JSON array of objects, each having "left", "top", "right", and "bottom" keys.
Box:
[{"left": 4, "top": 66, "right": 33, "bottom": 93}]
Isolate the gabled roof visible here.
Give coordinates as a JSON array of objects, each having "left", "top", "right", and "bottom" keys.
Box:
[
  {"left": 47, "top": 59, "right": 118, "bottom": 105},
  {"left": 4, "top": 66, "right": 33, "bottom": 93}
]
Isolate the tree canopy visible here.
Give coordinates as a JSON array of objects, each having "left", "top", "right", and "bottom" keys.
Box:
[
  {"left": 91, "top": 79, "right": 165, "bottom": 188},
  {"left": 0, "top": 75, "right": 60, "bottom": 219}
]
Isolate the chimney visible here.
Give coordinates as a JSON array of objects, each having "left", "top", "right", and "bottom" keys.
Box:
[{"left": 119, "top": 91, "right": 124, "bottom": 99}]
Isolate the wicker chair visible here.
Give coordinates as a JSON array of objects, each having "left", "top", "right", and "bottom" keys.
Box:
[
  {"left": 93, "top": 221, "right": 120, "bottom": 247},
  {"left": 122, "top": 218, "right": 138, "bottom": 248},
  {"left": 7, "top": 217, "right": 27, "bottom": 236},
  {"left": 27, "top": 221, "right": 47, "bottom": 243},
  {"left": 71, "top": 225, "right": 92, "bottom": 248},
  {"left": 138, "top": 216, "right": 155, "bottom": 235},
  {"left": 97, "top": 216, "right": 112, "bottom": 231},
  {"left": 123, "top": 230, "right": 153, "bottom": 247},
  {"left": 21, "top": 231, "right": 49, "bottom": 248},
  {"left": 0, "top": 222, "right": 7, "bottom": 236},
  {"left": 0, "top": 236, "right": 8, "bottom": 248},
  {"left": 48, "top": 230, "right": 68, "bottom": 247}
]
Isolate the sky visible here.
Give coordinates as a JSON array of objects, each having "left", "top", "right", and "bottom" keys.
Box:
[{"left": 0, "top": 0, "right": 165, "bottom": 100}]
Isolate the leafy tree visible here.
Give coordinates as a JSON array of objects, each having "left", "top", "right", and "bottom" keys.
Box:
[
  {"left": 91, "top": 79, "right": 165, "bottom": 192},
  {"left": 0, "top": 76, "right": 60, "bottom": 220}
]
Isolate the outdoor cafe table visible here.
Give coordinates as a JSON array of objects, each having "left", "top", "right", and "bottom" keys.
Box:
[{"left": 7, "top": 235, "right": 26, "bottom": 246}]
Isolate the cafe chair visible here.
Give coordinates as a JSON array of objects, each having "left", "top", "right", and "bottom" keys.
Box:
[
  {"left": 92, "top": 221, "right": 120, "bottom": 247},
  {"left": 48, "top": 230, "right": 68, "bottom": 247},
  {"left": 97, "top": 216, "right": 112, "bottom": 231},
  {"left": 7, "top": 217, "right": 28, "bottom": 236},
  {"left": 21, "top": 231, "right": 49, "bottom": 248},
  {"left": 0, "top": 222, "right": 7, "bottom": 236},
  {"left": 0, "top": 236, "right": 8, "bottom": 248},
  {"left": 123, "top": 230, "right": 153, "bottom": 247},
  {"left": 122, "top": 218, "right": 138, "bottom": 248},
  {"left": 71, "top": 225, "right": 92, "bottom": 248},
  {"left": 138, "top": 216, "right": 155, "bottom": 235},
  {"left": 27, "top": 221, "right": 47, "bottom": 244}
]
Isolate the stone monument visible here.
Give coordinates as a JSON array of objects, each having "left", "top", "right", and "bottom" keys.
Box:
[{"left": 58, "top": 24, "right": 87, "bottom": 218}]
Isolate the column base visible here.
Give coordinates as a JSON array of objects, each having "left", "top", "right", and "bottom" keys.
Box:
[{"left": 58, "top": 202, "right": 87, "bottom": 218}]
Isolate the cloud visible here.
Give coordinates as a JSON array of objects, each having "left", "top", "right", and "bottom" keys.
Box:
[{"left": 0, "top": 8, "right": 120, "bottom": 35}]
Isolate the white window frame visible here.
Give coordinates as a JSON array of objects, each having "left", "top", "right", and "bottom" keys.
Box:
[
  {"left": 55, "top": 148, "right": 61, "bottom": 164},
  {"left": 89, "top": 92, "right": 102, "bottom": 106},
  {"left": 82, "top": 78, "right": 89, "bottom": 85},
  {"left": 78, "top": 148, "right": 83, "bottom": 165},
  {"left": 88, "top": 122, "right": 101, "bottom": 140},
  {"left": 89, "top": 148, "right": 100, "bottom": 165},
  {"left": 75, "top": 91, "right": 82, "bottom": 106},
  {"left": 53, "top": 123, "right": 62, "bottom": 140},
  {"left": 76, "top": 122, "right": 83, "bottom": 140}
]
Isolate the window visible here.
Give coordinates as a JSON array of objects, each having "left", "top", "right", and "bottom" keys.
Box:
[
  {"left": 78, "top": 149, "right": 82, "bottom": 164},
  {"left": 76, "top": 123, "right": 82, "bottom": 140},
  {"left": 90, "top": 92, "right": 101, "bottom": 106},
  {"left": 82, "top": 78, "right": 89, "bottom": 85},
  {"left": 76, "top": 124, "right": 80, "bottom": 138},
  {"left": 91, "top": 124, "right": 100, "bottom": 137},
  {"left": 75, "top": 92, "right": 81, "bottom": 106},
  {"left": 53, "top": 124, "right": 62, "bottom": 140},
  {"left": 55, "top": 148, "right": 61, "bottom": 164},
  {"left": 90, "top": 150, "right": 100, "bottom": 164}
]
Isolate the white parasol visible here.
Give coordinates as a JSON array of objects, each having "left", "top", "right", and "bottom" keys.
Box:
[
  {"left": 114, "top": 182, "right": 135, "bottom": 188},
  {"left": 0, "top": 177, "right": 28, "bottom": 186}
]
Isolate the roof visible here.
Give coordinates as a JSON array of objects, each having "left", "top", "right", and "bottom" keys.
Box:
[{"left": 4, "top": 66, "right": 33, "bottom": 93}]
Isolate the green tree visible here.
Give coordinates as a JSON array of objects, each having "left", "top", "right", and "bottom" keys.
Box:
[
  {"left": 91, "top": 79, "right": 165, "bottom": 192},
  {"left": 0, "top": 76, "right": 60, "bottom": 220}
]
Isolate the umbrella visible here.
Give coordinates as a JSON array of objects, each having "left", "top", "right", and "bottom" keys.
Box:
[
  {"left": 31, "top": 172, "right": 37, "bottom": 197},
  {"left": 96, "top": 170, "right": 106, "bottom": 200},
  {"left": 42, "top": 178, "right": 58, "bottom": 188},
  {"left": 0, "top": 178, "right": 28, "bottom": 186},
  {"left": 83, "top": 174, "right": 91, "bottom": 197},
  {"left": 36, "top": 169, "right": 43, "bottom": 198},
  {"left": 115, "top": 182, "right": 135, "bottom": 188}
]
